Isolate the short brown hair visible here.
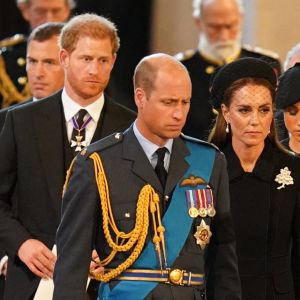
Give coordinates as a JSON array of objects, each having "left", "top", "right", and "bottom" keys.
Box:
[
  {"left": 59, "top": 13, "right": 120, "bottom": 54},
  {"left": 28, "top": 22, "right": 64, "bottom": 44}
]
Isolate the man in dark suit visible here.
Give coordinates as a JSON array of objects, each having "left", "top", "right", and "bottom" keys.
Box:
[
  {"left": 53, "top": 53, "right": 241, "bottom": 299},
  {"left": 0, "top": 0, "right": 73, "bottom": 108},
  {"left": 0, "top": 21, "right": 65, "bottom": 299},
  {"left": 0, "top": 22, "right": 65, "bottom": 132},
  {"left": 0, "top": 13, "right": 136, "bottom": 300},
  {"left": 175, "top": 0, "right": 281, "bottom": 140}
]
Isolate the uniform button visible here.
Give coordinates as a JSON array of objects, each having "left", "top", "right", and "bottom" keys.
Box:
[
  {"left": 164, "top": 195, "right": 169, "bottom": 201},
  {"left": 17, "top": 76, "right": 27, "bottom": 85},
  {"left": 17, "top": 57, "right": 26, "bottom": 66}
]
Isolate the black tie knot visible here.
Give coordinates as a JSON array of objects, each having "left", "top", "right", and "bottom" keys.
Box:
[
  {"left": 156, "top": 147, "right": 167, "bottom": 162},
  {"left": 76, "top": 109, "right": 87, "bottom": 128},
  {"left": 155, "top": 147, "right": 167, "bottom": 188}
]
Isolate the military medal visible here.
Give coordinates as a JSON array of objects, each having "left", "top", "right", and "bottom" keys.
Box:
[
  {"left": 194, "top": 219, "right": 212, "bottom": 250},
  {"left": 196, "top": 190, "right": 207, "bottom": 218},
  {"left": 206, "top": 188, "right": 216, "bottom": 217},
  {"left": 70, "top": 113, "right": 92, "bottom": 152},
  {"left": 185, "top": 190, "right": 200, "bottom": 218},
  {"left": 197, "top": 187, "right": 216, "bottom": 218}
]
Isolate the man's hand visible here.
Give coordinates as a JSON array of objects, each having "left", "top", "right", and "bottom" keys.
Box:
[
  {"left": 2, "top": 260, "right": 7, "bottom": 277},
  {"left": 18, "top": 239, "right": 56, "bottom": 279},
  {"left": 89, "top": 250, "right": 104, "bottom": 276},
  {"left": 0, "top": 255, "right": 8, "bottom": 277}
]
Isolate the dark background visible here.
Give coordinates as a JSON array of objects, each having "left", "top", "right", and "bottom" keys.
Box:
[{"left": 0, "top": 0, "right": 153, "bottom": 110}]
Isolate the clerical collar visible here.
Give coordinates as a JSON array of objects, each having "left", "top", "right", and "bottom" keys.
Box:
[
  {"left": 61, "top": 88, "right": 104, "bottom": 123},
  {"left": 133, "top": 122, "right": 173, "bottom": 162}
]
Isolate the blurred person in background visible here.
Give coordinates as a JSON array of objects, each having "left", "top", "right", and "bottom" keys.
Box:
[
  {"left": 176, "top": 0, "right": 281, "bottom": 140},
  {"left": 0, "top": 0, "right": 73, "bottom": 108},
  {"left": 276, "top": 63, "right": 300, "bottom": 154}
]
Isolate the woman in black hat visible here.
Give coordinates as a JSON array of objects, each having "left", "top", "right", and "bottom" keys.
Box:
[
  {"left": 276, "top": 63, "right": 300, "bottom": 154},
  {"left": 208, "top": 57, "right": 300, "bottom": 299}
]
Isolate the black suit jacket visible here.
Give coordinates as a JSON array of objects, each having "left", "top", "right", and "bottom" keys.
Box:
[
  {"left": 0, "top": 90, "right": 136, "bottom": 299},
  {"left": 53, "top": 127, "right": 241, "bottom": 300},
  {"left": 0, "top": 99, "right": 32, "bottom": 134}
]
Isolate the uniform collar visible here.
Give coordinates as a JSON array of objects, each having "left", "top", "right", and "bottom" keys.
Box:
[{"left": 223, "top": 138, "right": 275, "bottom": 182}]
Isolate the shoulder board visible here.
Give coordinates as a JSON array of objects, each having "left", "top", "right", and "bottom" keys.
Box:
[
  {"left": 174, "top": 49, "right": 196, "bottom": 61},
  {"left": 180, "top": 133, "right": 220, "bottom": 151},
  {"left": 0, "top": 34, "right": 26, "bottom": 49},
  {"left": 242, "top": 44, "right": 279, "bottom": 60},
  {"left": 79, "top": 132, "right": 124, "bottom": 160}
]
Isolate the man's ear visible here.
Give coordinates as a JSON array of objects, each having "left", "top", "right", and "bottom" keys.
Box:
[
  {"left": 18, "top": 2, "right": 30, "bottom": 22},
  {"left": 134, "top": 88, "right": 146, "bottom": 109},
  {"left": 59, "top": 49, "right": 70, "bottom": 68},
  {"left": 194, "top": 17, "right": 202, "bottom": 32}
]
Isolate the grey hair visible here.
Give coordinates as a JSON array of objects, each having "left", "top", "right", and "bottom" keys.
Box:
[
  {"left": 17, "top": 0, "right": 76, "bottom": 9},
  {"left": 284, "top": 43, "right": 300, "bottom": 71},
  {"left": 193, "top": 0, "right": 244, "bottom": 18}
]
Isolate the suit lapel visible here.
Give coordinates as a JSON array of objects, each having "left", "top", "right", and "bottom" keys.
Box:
[
  {"left": 122, "top": 128, "right": 190, "bottom": 194},
  {"left": 122, "top": 127, "right": 162, "bottom": 193},
  {"left": 91, "top": 95, "right": 134, "bottom": 143},
  {"left": 32, "top": 92, "right": 65, "bottom": 203}
]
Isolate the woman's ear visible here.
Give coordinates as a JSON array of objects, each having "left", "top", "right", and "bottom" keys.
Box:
[{"left": 221, "top": 103, "right": 230, "bottom": 123}]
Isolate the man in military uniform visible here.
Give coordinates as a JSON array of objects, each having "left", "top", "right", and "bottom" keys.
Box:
[
  {"left": 53, "top": 53, "right": 241, "bottom": 299},
  {"left": 175, "top": 0, "right": 281, "bottom": 140},
  {"left": 0, "top": 0, "right": 73, "bottom": 108}
]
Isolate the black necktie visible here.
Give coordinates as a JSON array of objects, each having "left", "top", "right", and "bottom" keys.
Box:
[
  {"left": 155, "top": 147, "right": 168, "bottom": 188},
  {"left": 71, "top": 109, "right": 87, "bottom": 153}
]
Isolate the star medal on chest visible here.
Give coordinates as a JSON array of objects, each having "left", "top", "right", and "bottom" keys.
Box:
[
  {"left": 194, "top": 219, "right": 212, "bottom": 250},
  {"left": 70, "top": 113, "right": 92, "bottom": 152}
]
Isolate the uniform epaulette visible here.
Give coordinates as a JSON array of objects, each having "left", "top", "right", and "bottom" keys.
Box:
[
  {"left": 79, "top": 132, "right": 124, "bottom": 160},
  {"left": 0, "top": 34, "right": 26, "bottom": 49},
  {"left": 243, "top": 44, "right": 279, "bottom": 60},
  {"left": 181, "top": 133, "right": 220, "bottom": 151},
  {"left": 174, "top": 49, "right": 196, "bottom": 61}
]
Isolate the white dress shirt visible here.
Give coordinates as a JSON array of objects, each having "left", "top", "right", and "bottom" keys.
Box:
[{"left": 61, "top": 88, "right": 104, "bottom": 146}]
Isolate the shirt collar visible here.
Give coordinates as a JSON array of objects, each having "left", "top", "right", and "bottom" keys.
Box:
[
  {"left": 133, "top": 121, "right": 173, "bottom": 160},
  {"left": 61, "top": 88, "right": 104, "bottom": 122}
]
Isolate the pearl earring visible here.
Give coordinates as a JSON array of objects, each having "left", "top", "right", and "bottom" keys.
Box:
[{"left": 225, "top": 122, "right": 230, "bottom": 133}]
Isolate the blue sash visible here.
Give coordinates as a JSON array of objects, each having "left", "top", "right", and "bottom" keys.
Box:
[{"left": 99, "top": 141, "right": 216, "bottom": 300}]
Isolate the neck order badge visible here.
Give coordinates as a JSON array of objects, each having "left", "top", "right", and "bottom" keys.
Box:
[{"left": 70, "top": 109, "right": 92, "bottom": 152}]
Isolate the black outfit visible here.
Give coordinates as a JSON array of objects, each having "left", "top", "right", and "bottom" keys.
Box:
[
  {"left": 0, "top": 99, "right": 31, "bottom": 132},
  {"left": 53, "top": 127, "right": 241, "bottom": 300},
  {"left": 280, "top": 138, "right": 300, "bottom": 156},
  {"left": 0, "top": 90, "right": 136, "bottom": 300},
  {"left": 177, "top": 47, "right": 282, "bottom": 140},
  {"left": 222, "top": 139, "right": 300, "bottom": 299}
]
